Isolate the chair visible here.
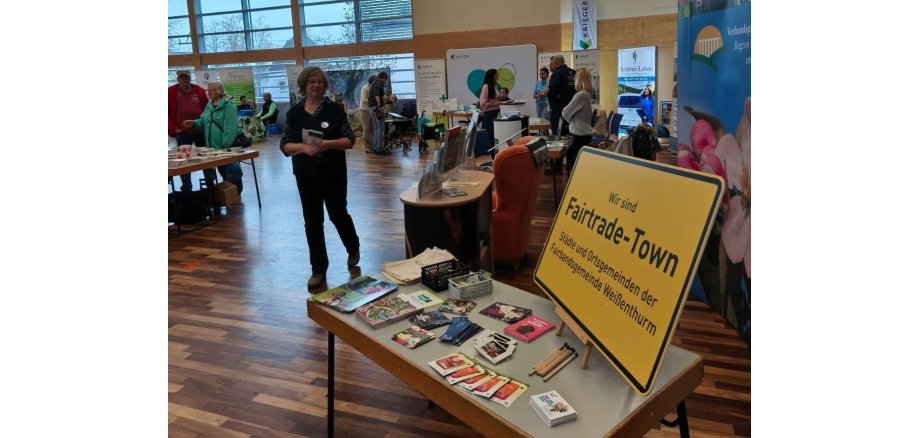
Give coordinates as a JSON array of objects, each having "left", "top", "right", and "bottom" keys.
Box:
[
  {"left": 491, "top": 136, "right": 544, "bottom": 270},
  {"left": 608, "top": 112, "right": 624, "bottom": 139}
]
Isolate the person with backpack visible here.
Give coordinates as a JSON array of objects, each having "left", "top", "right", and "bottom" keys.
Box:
[{"left": 561, "top": 68, "right": 595, "bottom": 174}]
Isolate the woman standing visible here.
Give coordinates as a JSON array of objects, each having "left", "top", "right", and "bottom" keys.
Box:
[
  {"left": 280, "top": 67, "right": 361, "bottom": 289},
  {"left": 478, "top": 68, "right": 501, "bottom": 157},
  {"left": 561, "top": 68, "right": 594, "bottom": 174},
  {"left": 182, "top": 81, "right": 244, "bottom": 195},
  {"left": 533, "top": 67, "right": 550, "bottom": 120},
  {"left": 640, "top": 85, "right": 656, "bottom": 125}
]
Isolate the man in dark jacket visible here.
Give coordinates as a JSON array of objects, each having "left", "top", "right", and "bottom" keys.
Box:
[{"left": 547, "top": 54, "right": 576, "bottom": 136}]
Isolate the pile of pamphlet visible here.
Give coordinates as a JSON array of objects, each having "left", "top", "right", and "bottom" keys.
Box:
[{"left": 529, "top": 390, "right": 577, "bottom": 427}]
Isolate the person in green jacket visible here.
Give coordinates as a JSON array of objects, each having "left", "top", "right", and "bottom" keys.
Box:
[{"left": 183, "top": 81, "right": 244, "bottom": 195}]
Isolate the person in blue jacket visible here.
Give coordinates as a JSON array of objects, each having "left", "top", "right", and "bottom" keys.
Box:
[{"left": 640, "top": 85, "right": 656, "bottom": 125}]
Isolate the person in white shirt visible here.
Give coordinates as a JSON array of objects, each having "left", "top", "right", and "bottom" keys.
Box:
[{"left": 358, "top": 76, "right": 374, "bottom": 152}]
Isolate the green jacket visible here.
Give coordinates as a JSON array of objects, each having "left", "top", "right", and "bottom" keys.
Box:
[{"left": 193, "top": 98, "right": 240, "bottom": 149}]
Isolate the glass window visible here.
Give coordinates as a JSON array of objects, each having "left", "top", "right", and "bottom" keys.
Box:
[
  {"left": 300, "top": 0, "right": 412, "bottom": 46},
  {"left": 249, "top": 8, "right": 294, "bottom": 29},
  {"left": 252, "top": 29, "right": 296, "bottom": 50},
  {"left": 167, "top": 0, "right": 189, "bottom": 17},
  {"left": 168, "top": 0, "right": 192, "bottom": 55},
  {"left": 202, "top": 13, "right": 245, "bottom": 32},
  {"left": 302, "top": 2, "right": 353, "bottom": 25},
  {"left": 303, "top": 24, "right": 355, "bottom": 46},
  {"left": 199, "top": 0, "right": 240, "bottom": 14},
  {"left": 360, "top": 18, "right": 412, "bottom": 42},
  {"left": 202, "top": 33, "right": 247, "bottom": 53},
  {"left": 249, "top": 0, "right": 291, "bottom": 8},
  {"left": 197, "top": 2, "right": 295, "bottom": 54}
]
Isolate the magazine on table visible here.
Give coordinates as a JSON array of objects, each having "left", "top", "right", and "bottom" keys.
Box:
[
  {"left": 310, "top": 275, "right": 398, "bottom": 313},
  {"left": 478, "top": 301, "right": 532, "bottom": 323},
  {"left": 355, "top": 294, "right": 424, "bottom": 327},
  {"left": 503, "top": 315, "right": 555, "bottom": 342}
]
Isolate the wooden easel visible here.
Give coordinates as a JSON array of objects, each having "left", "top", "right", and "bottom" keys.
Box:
[{"left": 554, "top": 306, "right": 593, "bottom": 369}]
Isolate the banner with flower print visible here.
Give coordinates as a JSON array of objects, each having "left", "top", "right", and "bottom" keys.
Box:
[{"left": 676, "top": 0, "right": 751, "bottom": 344}]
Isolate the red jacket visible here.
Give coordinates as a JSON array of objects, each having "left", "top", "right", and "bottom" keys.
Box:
[{"left": 168, "top": 83, "right": 207, "bottom": 137}]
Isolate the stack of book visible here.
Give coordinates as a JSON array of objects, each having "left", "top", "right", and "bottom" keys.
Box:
[{"left": 529, "top": 390, "right": 577, "bottom": 427}]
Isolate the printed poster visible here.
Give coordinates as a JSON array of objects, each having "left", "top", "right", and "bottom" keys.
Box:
[
  {"left": 217, "top": 68, "right": 256, "bottom": 106},
  {"left": 414, "top": 59, "right": 446, "bottom": 118},
  {"left": 676, "top": 1, "right": 751, "bottom": 344}
]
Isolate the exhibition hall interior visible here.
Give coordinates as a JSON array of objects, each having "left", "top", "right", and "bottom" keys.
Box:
[{"left": 168, "top": 0, "right": 751, "bottom": 436}]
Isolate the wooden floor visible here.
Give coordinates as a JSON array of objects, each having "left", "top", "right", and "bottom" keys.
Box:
[{"left": 168, "top": 137, "right": 751, "bottom": 437}]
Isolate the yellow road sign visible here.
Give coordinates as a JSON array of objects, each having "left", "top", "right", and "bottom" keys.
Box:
[{"left": 535, "top": 149, "right": 723, "bottom": 395}]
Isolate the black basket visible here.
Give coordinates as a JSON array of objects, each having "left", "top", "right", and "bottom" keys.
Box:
[{"left": 421, "top": 259, "right": 468, "bottom": 292}]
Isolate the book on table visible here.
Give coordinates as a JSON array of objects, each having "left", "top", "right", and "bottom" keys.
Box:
[
  {"left": 355, "top": 293, "right": 425, "bottom": 328},
  {"left": 503, "top": 315, "right": 555, "bottom": 343},
  {"left": 309, "top": 275, "right": 398, "bottom": 313}
]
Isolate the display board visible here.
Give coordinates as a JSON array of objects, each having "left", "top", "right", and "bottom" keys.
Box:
[
  {"left": 534, "top": 149, "right": 723, "bottom": 395},
  {"left": 285, "top": 65, "right": 304, "bottom": 104},
  {"left": 195, "top": 70, "right": 217, "bottom": 89},
  {"left": 573, "top": 50, "right": 600, "bottom": 103},
  {"left": 617, "top": 46, "right": 657, "bottom": 133},
  {"left": 414, "top": 59, "right": 447, "bottom": 118},
  {"left": 676, "top": 1, "right": 751, "bottom": 344},
  {"left": 217, "top": 68, "right": 256, "bottom": 106},
  {"left": 446, "top": 44, "right": 537, "bottom": 116}
]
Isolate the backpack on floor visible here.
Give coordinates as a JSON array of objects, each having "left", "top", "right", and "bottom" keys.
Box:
[{"left": 169, "top": 189, "right": 213, "bottom": 224}]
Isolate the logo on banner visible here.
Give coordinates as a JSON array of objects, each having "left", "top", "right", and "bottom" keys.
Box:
[
  {"left": 465, "top": 64, "right": 518, "bottom": 98},
  {"left": 691, "top": 26, "right": 725, "bottom": 71},
  {"left": 574, "top": 0, "right": 596, "bottom": 51},
  {"left": 450, "top": 54, "right": 470, "bottom": 60}
]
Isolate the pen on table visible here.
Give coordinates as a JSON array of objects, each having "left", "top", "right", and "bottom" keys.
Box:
[
  {"left": 529, "top": 344, "right": 568, "bottom": 376},
  {"left": 543, "top": 352, "right": 578, "bottom": 382},
  {"left": 538, "top": 349, "right": 573, "bottom": 377}
]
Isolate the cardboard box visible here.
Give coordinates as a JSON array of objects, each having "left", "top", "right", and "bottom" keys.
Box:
[{"left": 213, "top": 181, "right": 241, "bottom": 206}]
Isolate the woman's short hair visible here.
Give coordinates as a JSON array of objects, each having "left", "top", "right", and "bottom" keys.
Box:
[
  {"left": 540, "top": 67, "right": 549, "bottom": 75},
  {"left": 575, "top": 68, "right": 593, "bottom": 93},
  {"left": 208, "top": 81, "right": 226, "bottom": 97},
  {"left": 297, "top": 66, "right": 329, "bottom": 96}
]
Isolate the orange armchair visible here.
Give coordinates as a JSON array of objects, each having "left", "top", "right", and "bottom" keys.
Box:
[{"left": 491, "top": 136, "right": 544, "bottom": 270}]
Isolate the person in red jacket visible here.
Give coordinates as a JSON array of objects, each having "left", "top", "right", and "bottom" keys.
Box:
[{"left": 168, "top": 69, "right": 207, "bottom": 191}]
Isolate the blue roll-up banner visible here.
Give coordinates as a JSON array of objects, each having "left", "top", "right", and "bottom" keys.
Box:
[{"left": 676, "top": 1, "right": 751, "bottom": 344}]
